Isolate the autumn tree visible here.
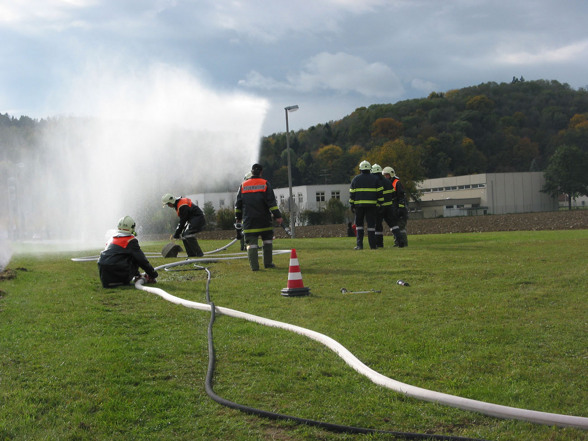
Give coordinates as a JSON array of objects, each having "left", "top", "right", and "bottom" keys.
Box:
[
  {"left": 368, "top": 139, "right": 426, "bottom": 200},
  {"left": 371, "top": 117, "right": 403, "bottom": 140}
]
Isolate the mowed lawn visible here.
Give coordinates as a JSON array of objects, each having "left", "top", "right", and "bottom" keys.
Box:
[{"left": 1, "top": 230, "right": 587, "bottom": 441}]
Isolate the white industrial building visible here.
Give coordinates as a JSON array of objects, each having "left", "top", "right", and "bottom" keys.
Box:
[
  {"left": 189, "top": 172, "right": 559, "bottom": 222},
  {"left": 414, "top": 172, "right": 558, "bottom": 218}
]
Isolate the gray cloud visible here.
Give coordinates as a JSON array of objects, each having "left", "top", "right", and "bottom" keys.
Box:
[{"left": 1, "top": 0, "right": 588, "bottom": 135}]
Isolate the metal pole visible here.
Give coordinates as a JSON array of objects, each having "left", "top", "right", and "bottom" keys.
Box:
[{"left": 285, "top": 105, "right": 298, "bottom": 238}]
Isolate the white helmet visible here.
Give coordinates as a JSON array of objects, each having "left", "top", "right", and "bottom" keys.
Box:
[
  {"left": 383, "top": 166, "right": 395, "bottom": 176},
  {"left": 371, "top": 163, "right": 382, "bottom": 174},
  {"left": 161, "top": 193, "right": 175, "bottom": 206},
  {"left": 117, "top": 215, "right": 136, "bottom": 234},
  {"left": 359, "top": 160, "right": 371, "bottom": 171}
]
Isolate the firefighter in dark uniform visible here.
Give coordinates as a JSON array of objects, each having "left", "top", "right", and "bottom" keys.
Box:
[
  {"left": 371, "top": 163, "right": 398, "bottom": 248},
  {"left": 383, "top": 166, "right": 408, "bottom": 247},
  {"left": 162, "top": 193, "right": 206, "bottom": 257},
  {"left": 349, "top": 160, "right": 384, "bottom": 250},
  {"left": 97, "top": 215, "right": 158, "bottom": 288},
  {"left": 235, "top": 163, "right": 283, "bottom": 271}
]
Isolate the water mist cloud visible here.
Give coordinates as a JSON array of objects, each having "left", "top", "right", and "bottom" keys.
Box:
[
  {"left": 23, "top": 60, "right": 269, "bottom": 247},
  {"left": 0, "top": 237, "right": 11, "bottom": 272}
]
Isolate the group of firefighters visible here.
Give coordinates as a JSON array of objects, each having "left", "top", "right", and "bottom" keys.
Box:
[
  {"left": 97, "top": 160, "right": 407, "bottom": 286},
  {"left": 350, "top": 160, "right": 408, "bottom": 250}
]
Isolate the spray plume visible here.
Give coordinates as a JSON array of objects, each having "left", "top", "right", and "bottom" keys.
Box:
[{"left": 7, "top": 60, "right": 268, "bottom": 249}]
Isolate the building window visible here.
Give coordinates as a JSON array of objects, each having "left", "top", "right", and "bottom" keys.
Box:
[
  {"left": 219, "top": 199, "right": 225, "bottom": 207},
  {"left": 331, "top": 191, "right": 340, "bottom": 200},
  {"left": 298, "top": 193, "right": 303, "bottom": 204},
  {"left": 316, "top": 192, "right": 325, "bottom": 202},
  {"left": 280, "top": 195, "right": 285, "bottom": 204}
]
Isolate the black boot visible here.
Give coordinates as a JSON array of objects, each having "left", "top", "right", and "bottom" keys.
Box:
[
  {"left": 355, "top": 229, "right": 364, "bottom": 249},
  {"left": 367, "top": 231, "right": 377, "bottom": 249}
]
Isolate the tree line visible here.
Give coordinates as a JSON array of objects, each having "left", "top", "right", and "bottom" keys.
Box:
[{"left": 259, "top": 78, "right": 588, "bottom": 202}]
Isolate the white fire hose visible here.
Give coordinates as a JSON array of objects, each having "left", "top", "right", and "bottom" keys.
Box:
[{"left": 135, "top": 259, "right": 588, "bottom": 430}]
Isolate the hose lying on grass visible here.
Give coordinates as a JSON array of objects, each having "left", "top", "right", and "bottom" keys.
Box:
[
  {"left": 139, "top": 259, "right": 486, "bottom": 440},
  {"left": 73, "top": 243, "right": 587, "bottom": 432},
  {"left": 132, "top": 254, "right": 587, "bottom": 432}
]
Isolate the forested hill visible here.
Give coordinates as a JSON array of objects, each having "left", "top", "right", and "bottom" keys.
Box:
[{"left": 259, "top": 79, "right": 588, "bottom": 194}]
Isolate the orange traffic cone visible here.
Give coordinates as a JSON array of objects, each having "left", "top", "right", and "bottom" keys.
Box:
[{"left": 280, "top": 249, "right": 311, "bottom": 297}]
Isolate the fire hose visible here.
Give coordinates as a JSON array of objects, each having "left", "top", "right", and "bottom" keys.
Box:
[
  {"left": 73, "top": 243, "right": 588, "bottom": 433},
  {"left": 132, "top": 254, "right": 587, "bottom": 433},
  {"left": 137, "top": 258, "right": 486, "bottom": 440}
]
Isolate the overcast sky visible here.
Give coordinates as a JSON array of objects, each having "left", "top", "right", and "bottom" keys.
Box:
[{"left": 2, "top": 0, "right": 588, "bottom": 136}]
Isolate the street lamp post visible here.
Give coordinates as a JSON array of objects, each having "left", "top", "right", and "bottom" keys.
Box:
[{"left": 285, "top": 105, "right": 299, "bottom": 238}]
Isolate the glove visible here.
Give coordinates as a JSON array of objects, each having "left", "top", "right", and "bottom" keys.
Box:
[{"left": 144, "top": 273, "right": 157, "bottom": 284}]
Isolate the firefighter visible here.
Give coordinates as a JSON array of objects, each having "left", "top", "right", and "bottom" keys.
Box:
[
  {"left": 162, "top": 193, "right": 206, "bottom": 257},
  {"left": 383, "top": 166, "right": 408, "bottom": 247},
  {"left": 235, "top": 163, "right": 283, "bottom": 271},
  {"left": 97, "top": 216, "right": 158, "bottom": 288},
  {"left": 371, "top": 163, "right": 397, "bottom": 247},
  {"left": 349, "top": 160, "right": 384, "bottom": 250}
]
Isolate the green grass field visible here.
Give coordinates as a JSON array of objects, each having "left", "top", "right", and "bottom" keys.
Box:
[{"left": 1, "top": 230, "right": 587, "bottom": 441}]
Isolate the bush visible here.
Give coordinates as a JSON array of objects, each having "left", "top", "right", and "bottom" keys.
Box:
[
  {"left": 300, "top": 209, "right": 325, "bottom": 225},
  {"left": 324, "top": 198, "right": 347, "bottom": 224},
  {"left": 299, "top": 198, "right": 348, "bottom": 226},
  {"left": 203, "top": 201, "right": 216, "bottom": 230},
  {"left": 216, "top": 208, "right": 236, "bottom": 230}
]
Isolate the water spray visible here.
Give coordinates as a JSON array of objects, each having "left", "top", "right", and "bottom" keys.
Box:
[{"left": 0, "top": 237, "right": 12, "bottom": 272}]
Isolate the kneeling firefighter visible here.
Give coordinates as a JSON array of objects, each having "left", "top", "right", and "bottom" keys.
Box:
[
  {"left": 97, "top": 216, "right": 158, "bottom": 288},
  {"left": 235, "top": 163, "right": 283, "bottom": 271},
  {"left": 162, "top": 193, "right": 206, "bottom": 257}
]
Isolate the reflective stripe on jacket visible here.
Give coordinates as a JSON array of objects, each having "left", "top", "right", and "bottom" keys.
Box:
[
  {"left": 235, "top": 177, "right": 281, "bottom": 234},
  {"left": 376, "top": 174, "right": 394, "bottom": 207},
  {"left": 349, "top": 172, "right": 384, "bottom": 207}
]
